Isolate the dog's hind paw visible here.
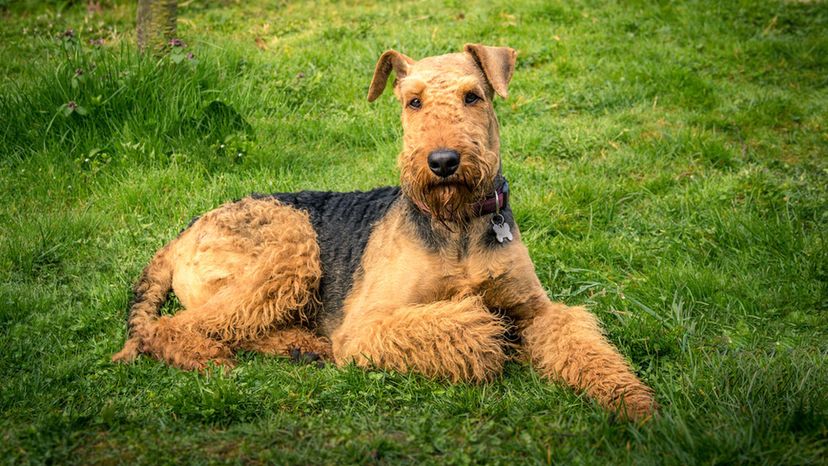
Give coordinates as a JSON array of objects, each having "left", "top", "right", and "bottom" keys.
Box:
[{"left": 289, "top": 347, "right": 325, "bottom": 367}]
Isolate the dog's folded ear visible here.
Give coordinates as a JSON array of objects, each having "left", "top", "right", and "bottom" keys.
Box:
[
  {"left": 463, "top": 44, "right": 517, "bottom": 99},
  {"left": 368, "top": 50, "right": 416, "bottom": 102}
]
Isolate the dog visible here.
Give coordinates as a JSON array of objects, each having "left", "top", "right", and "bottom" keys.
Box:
[{"left": 113, "top": 44, "right": 657, "bottom": 421}]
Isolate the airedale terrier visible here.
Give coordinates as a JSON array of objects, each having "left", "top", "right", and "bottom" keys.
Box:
[{"left": 113, "top": 44, "right": 656, "bottom": 420}]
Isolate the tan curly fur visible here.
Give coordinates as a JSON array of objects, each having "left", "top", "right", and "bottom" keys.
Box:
[
  {"left": 521, "top": 301, "right": 656, "bottom": 420},
  {"left": 113, "top": 197, "right": 325, "bottom": 370},
  {"left": 333, "top": 295, "right": 507, "bottom": 383},
  {"left": 240, "top": 328, "right": 332, "bottom": 360},
  {"left": 114, "top": 44, "right": 657, "bottom": 421}
]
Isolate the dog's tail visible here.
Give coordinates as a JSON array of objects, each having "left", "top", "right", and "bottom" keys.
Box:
[{"left": 111, "top": 243, "right": 175, "bottom": 363}]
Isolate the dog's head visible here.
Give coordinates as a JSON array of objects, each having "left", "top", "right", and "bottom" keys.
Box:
[{"left": 368, "top": 44, "right": 516, "bottom": 223}]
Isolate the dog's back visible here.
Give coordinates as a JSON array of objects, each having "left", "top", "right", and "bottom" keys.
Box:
[{"left": 259, "top": 187, "right": 401, "bottom": 334}]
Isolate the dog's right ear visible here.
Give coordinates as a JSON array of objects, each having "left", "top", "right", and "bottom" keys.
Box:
[{"left": 367, "top": 50, "right": 415, "bottom": 102}]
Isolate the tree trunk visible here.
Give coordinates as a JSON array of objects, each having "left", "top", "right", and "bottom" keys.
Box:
[{"left": 137, "top": 0, "right": 178, "bottom": 53}]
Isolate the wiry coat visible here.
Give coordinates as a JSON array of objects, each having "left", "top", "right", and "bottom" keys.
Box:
[
  {"left": 261, "top": 187, "right": 401, "bottom": 336},
  {"left": 113, "top": 44, "right": 657, "bottom": 421}
]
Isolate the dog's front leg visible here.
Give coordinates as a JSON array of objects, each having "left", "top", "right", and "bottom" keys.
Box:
[
  {"left": 332, "top": 296, "right": 507, "bottom": 383},
  {"left": 493, "top": 247, "right": 656, "bottom": 420},
  {"left": 518, "top": 295, "right": 657, "bottom": 420}
]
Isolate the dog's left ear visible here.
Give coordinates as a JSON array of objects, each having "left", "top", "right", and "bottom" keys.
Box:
[{"left": 464, "top": 44, "right": 517, "bottom": 99}]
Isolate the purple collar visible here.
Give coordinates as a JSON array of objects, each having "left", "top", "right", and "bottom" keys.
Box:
[{"left": 471, "top": 179, "right": 509, "bottom": 217}]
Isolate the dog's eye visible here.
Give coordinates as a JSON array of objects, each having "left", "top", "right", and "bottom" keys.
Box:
[
  {"left": 408, "top": 98, "right": 422, "bottom": 109},
  {"left": 464, "top": 92, "right": 481, "bottom": 105}
]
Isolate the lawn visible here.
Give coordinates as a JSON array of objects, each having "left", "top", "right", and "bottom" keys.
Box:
[{"left": 1, "top": 0, "right": 826, "bottom": 464}]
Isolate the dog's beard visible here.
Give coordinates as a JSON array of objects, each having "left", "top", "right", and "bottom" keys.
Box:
[
  {"left": 403, "top": 166, "right": 495, "bottom": 225},
  {"left": 401, "top": 145, "right": 499, "bottom": 224},
  {"left": 419, "top": 181, "right": 476, "bottom": 223}
]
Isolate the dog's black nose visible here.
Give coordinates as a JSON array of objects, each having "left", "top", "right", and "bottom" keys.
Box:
[{"left": 427, "top": 150, "right": 460, "bottom": 178}]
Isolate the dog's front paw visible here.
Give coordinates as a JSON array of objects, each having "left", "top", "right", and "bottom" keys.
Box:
[{"left": 615, "top": 389, "right": 658, "bottom": 422}]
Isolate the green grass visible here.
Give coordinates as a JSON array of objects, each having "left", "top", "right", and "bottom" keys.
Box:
[{"left": 1, "top": 0, "right": 827, "bottom": 464}]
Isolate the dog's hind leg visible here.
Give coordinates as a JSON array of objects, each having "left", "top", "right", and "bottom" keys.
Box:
[
  {"left": 146, "top": 259, "right": 321, "bottom": 370},
  {"left": 110, "top": 238, "right": 234, "bottom": 370},
  {"left": 163, "top": 199, "right": 322, "bottom": 370},
  {"left": 331, "top": 296, "right": 507, "bottom": 383},
  {"left": 114, "top": 197, "right": 323, "bottom": 371},
  {"left": 111, "top": 238, "right": 237, "bottom": 370},
  {"left": 172, "top": 200, "right": 322, "bottom": 345},
  {"left": 240, "top": 327, "right": 332, "bottom": 361},
  {"left": 138, "top": 313, "right": 236, "bottom": 370}
]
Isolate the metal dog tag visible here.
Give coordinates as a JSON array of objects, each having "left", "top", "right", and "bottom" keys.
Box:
[{"left": 492, "top": 215, "right": 513, "bottom": 243}]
